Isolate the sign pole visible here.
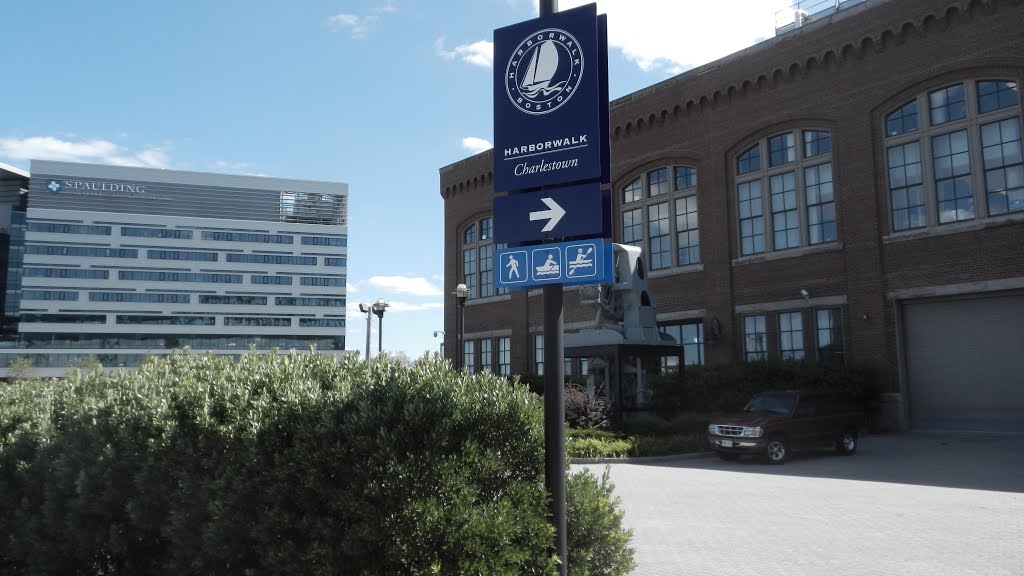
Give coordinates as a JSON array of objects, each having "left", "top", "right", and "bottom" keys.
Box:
[{"left": 535, "top": 3, "right": 567, "bottom": 572}]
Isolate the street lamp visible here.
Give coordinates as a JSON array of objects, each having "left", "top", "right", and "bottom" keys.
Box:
[
  {"left": 452, "top": 283, "right": 468, "bottom": 370},
  {"left": 358, "top": 302, "right": 373, "bottom": 362},
  {"left": 433, "top": 330, "right": 445, "bottom": 356},
  {"left": 371, "top": 298, "right": 389, "bottom": 355}
]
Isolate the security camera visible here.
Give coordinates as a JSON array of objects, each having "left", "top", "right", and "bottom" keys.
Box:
[
  {"left": 358, "top": 303, "right": 369, "bottom": 313},
  {"left": 800, "top": 289, "right": 810, "bottom": 299}
]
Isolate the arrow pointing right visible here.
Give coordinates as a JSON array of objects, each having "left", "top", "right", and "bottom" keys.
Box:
[{"left": 529, "top": 197, "right": 567, "bottom": 232}]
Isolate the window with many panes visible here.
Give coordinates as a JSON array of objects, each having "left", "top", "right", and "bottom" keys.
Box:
[
  {"left": 743, "top": 315, "right": 767, "bottom": 361},
  {"left": 736, "top": 129, "right": 836, "bottom": 256},
  {"left": 479, "top": 338, "right": 492, "bottom": 373},
  {"left": 533, "top": 333, "right": 544, "bottom": 375},
  {"left": 660, "top": 322, "right": 705, "bottom": 370},
  {"left": 815, "top": 308, "right": 844, "bottom": 364},
  {"left": 463, "top": 340, "right": 476, "bottom": 373},
  {"left": 884, "top": 79, "right": 1022, "bottom": 232},
  {"left": 778, "top": 311, "right": 804, "bottom": 360},
  {"left": 498, "top": 337, "right": 511, "bottom": 375},
  {"left": 461, "top": 217, "right": 508, "bottom": 300},
  {"left": 620, "top": 166, "right": 699, "bottom": 270}
]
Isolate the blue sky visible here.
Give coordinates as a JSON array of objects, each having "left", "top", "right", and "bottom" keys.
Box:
[{"left": 0, "top": 0, "right": 789, "bottom": 359}]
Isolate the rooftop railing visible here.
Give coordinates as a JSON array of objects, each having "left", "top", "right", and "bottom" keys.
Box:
[{"left": 775, "top": 0, "right": 867, "bottom": 35}]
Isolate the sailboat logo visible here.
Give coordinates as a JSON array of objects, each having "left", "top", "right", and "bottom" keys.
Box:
[{"left": 505, "top": 27, "right": 583, "bottom": 115}]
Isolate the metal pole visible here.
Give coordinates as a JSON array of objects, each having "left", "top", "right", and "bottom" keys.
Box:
[
  {"left": 378, "top": 315, "right": 383, "bottom": 354},
  {"left": 543, "top": 284, "right": 566, "bottom": 575},
  {"left": 541, "top": 5, "right": 564, "bottom": 575},
  {"left": 364, "top": 309, "right": 371, "bottom": 362},
  {"left": 455, "top": 303, "right": 463, "bottom": 370}
]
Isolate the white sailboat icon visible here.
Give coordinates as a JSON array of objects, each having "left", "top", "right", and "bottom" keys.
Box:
[{"left": 520, "top": 40, "right": 564, "bottom": 97}]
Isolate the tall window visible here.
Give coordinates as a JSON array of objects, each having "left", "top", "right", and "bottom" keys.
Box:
[
  {"left": 743, "top": 315, "right": 767, "bottom": 361},
  {"left": 660, "top": 322, "right": 705, "bottom": 369},
  {"left": 479, "top": 339, "right": 492, "bottom": 373},
  {"left": 533, "top": 333, "right": 544, "bottom": 375},
  {"left": 885, "top": 78, "right": 1022, "bottom": 231},
  {"left": 463, "top": 340, "right": 476, "bottom": 373},
  {"left": 778, "top": 311, "right": 804, "bottom": 360},
  {"left": 619, "top": 166, "right": 700, "bottom": 269},
  {"left": 461, "top": 217, "right": 507, "bottom": 299},
  {"left": 816, "top": 308, "right": 844, "bottom": 364},
  {"left": 498, "top": 337, "right": 511, "bottom": 375},
  {"left": 735, "top": 129, "right": 836, "bottom": 256}
]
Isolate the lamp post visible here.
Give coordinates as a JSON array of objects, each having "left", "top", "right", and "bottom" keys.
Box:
[
  {"left": 433, "top": 330, "right": 445, "bottom": 356},
  {"left": 371, "top": 298, "right": 389, "bottom": 355},
  {"left": 453, "top": 283, "right": 468, "bottom": 369},
  {"left": 358, "top": 302, "right": 373, "bottom": 362}
]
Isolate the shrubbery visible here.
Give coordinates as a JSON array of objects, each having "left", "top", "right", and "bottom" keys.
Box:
[
  {"left": 0, "top": 351, "right": 634, "bottom": 575},
  {"left": 649, "top": 360, "right": 879, "bottom": 417}
]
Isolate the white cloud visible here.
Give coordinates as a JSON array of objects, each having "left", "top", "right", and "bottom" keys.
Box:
[
  {"left": 558, "top": 0, "right": 792, "bottom": 75},
  {"left": 0, "top": 136, "right": 170, "bottom": 168},
  {"left": 461, "top": 136, "right": 492, "bottom": 154},
  {"left": 327, "top": 2, "right": 397, "bottom": 39},
  {"left": 435, "top": 37, "right": 493, "bottom": 68},
  {"left": 385, "top": 301, "right": 443, "bottom": 313},
  {"left": 367, "top": 275, "right": 443, "bottom": 297}
]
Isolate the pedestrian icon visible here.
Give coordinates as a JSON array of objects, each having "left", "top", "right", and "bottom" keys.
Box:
[
  {"left": 499, "top": 251, "right": 528, "bottom": 284},
  {"left": 507, "top": 254, "right": 521, "bottom": 279}
]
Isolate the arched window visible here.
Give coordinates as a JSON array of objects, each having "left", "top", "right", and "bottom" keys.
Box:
[
  {"left": 461, "top": 217, "right": 506, "bottom": 300},
  {"left": 618, "top": 165, "right": 700, "bottom": 270},
  {"left": 735, "top": 129, "right": 836, "bottom": 256},
  {"left": 884, "top": 78, "right": 1021, "bottom": 232}
]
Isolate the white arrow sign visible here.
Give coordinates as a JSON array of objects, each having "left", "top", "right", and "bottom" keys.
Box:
[{"left": 529, "top": 197, "right": 567, "bottom": 232}]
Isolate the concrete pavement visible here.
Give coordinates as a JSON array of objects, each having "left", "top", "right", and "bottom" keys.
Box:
[{"left": 578, "top": 433, "right": 1024, "bottom": 576}]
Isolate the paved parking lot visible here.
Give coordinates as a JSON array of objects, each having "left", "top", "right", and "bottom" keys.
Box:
[{"left": 578, "top": 433, "right": 1024, "bottom": 576}]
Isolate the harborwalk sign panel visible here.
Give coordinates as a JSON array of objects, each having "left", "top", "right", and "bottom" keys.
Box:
[{"left": 493, "top": 3, "right": 604, "bottom": 192}]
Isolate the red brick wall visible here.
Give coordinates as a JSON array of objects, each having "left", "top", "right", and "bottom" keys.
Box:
[{"left": 440, "top": 0, "right": 1024, "bottom": 386}]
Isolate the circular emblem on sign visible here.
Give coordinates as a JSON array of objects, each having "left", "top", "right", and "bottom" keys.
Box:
[
  {"left": 505, "top": 28, "right": 583, "bottom": 115},
  {"left": 47, "top": 180, "right": 61, "bottom": 193}
]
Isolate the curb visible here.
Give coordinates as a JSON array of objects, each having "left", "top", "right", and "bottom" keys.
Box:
[{"left": 571, "top": 451, "right": 713, "bottom": 465}]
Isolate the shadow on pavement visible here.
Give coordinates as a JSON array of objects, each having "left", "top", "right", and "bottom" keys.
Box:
[{"left": 628, "top": 432, "right": 1024, "bottom": 493}]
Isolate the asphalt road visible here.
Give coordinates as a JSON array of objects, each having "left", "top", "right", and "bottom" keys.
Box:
[{"left": 577, "top": 433, "right": 1024, "bottom": 576}]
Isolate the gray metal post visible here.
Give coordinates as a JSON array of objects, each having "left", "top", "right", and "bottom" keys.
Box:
[
  {"left": 537, "top": 1, "right": 565, "bottom": 570},
  {"left": 364, "top": 308, "right": 372, "bottom": 362}
]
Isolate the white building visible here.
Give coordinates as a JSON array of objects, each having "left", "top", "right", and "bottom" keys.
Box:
[{"left": 0, "top": 160, "right": 348, "bottom": 377}]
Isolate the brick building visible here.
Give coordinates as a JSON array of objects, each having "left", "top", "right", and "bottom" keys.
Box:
[{"left": 440, "top": 0, "right": 1024, "bottom": 432}]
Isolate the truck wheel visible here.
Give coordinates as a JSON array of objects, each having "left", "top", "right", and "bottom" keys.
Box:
[
  {"left": 765, "top": 436, "right": 788, "bottom": 464},
  {"left": 837, "top": 429, "right": 858, "bottom": 456}
]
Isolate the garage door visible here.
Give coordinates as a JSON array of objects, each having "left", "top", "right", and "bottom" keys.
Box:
[{"left": 903, "top": 293, "right": 1024, "bottom": 433}]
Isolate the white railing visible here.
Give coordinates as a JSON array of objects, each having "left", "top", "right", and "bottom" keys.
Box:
[{"left": 775, "top": 0, "right": 867, "bottom": 35}]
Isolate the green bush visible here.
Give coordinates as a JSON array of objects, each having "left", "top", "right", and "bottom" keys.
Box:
[
  {"left": 564, "top": 384, "right": 611, "bottom": 430},
  {"left": 567, "top": 437, "right": 636, "bottom": 459},
  {"left": 650, "top": 360, "right": 879, "bottom": 416},
  {"left": 0, "top": 351, "right": 634, "bottom": 575},
  {"left": 619, "top": 411, "right": 671, "bottom": 436}
]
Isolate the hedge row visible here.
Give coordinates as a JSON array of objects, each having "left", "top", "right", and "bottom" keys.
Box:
[
  {"left": 649, "top": 360, "right": 879, "bottom": 417},
  {"left": 0, "top": 351, "right": 634, "bottom": 575}
]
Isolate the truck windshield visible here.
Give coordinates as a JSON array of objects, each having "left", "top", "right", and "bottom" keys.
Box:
[{"left": 744, "top": 393, "right": 797, "bottom": 415}]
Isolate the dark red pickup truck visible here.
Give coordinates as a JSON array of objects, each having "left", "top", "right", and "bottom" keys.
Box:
[{"left": 707, "top": 390, "right": 864, "bottom": 464}]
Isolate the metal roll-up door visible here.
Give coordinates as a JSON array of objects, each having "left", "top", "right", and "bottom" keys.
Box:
[{"left": 903, "top": 293, "right": 1024, "bottom": 433}]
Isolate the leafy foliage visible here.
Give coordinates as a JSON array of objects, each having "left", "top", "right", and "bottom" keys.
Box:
[
  {"left": 650, "top": 360, "right": 879, "bottom": 417},
  {"left": 564, "top": 384, "right": 611, "bottom": 430},
  {"left": 0, "top": 351, "right": 634, "bottom": 575}
]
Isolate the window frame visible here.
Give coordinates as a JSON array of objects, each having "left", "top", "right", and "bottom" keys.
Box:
[
  {"left": 460, "top": 217, "right": 507, "bottom": 300},
  {"left": 743, "top": 315, "right": 767, "bottom": 361},
  {"left": 735, "top": 128, "right": 837, "bottom": 257},
  {"left": 778, "top": 311, "right": 805, "bottom": 360},
  {"left": 883, "top": 77, "right": 1023, "bottom": 233},
  {"left": 618, "top": 165, "right": 700, "bottom": 270}
]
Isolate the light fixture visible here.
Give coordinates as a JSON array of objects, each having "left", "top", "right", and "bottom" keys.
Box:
[
  {"left": 452, "top": 284, "right": 469, "bottom": 369},
  {"left": 705, "top": 316, "right": 722, "bottom": 345}
]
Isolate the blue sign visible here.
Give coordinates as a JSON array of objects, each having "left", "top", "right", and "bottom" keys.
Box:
[
  {"left": 493, "top": 3, "right": 608, "bottom": 192},
  {"left": 495, "top": 239, "right": 612, "bottom": 290},
  {"left": 493, "top": 183, "right": 610, "bottom": 245}
]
